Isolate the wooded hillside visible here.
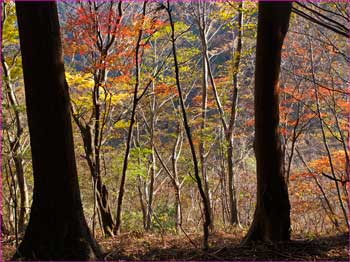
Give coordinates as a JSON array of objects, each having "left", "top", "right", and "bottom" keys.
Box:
[{"left": 1, "top": 1, "right": 349, "bottom": 260}]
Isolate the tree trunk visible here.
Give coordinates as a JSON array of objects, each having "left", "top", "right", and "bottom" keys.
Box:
[
  {"left": 12, "top": 153, "right": 28, "bottom": 234},
  {"left": 196, "top": 1, "right": 215, "bottom": 232},
  {"left": 174, "top": 184, "right": 182, "bottom": 233},
  {"left": 172, "top": 128, "right": 183, "bottom": 233},
  {"left": 1, "top": 40, "right": 29, "bottom": 234},
  {"left": 95, "top": 175, "right": 115, "bottom": 236},
  {"left": 13, "top": 2, "right": 101, "bottom": 259},
  {"left": 137, "top": 175, "right": 147, "bottom": 229},
  {"left": 114, "top": 2, "right": 147, "bottom": 234},
  {"left": 1, "top": 213, "right": 9, "bottom": 236},
  {"left": 167, "top": 3, "right": 211, "bottom": 249},
  {"left": 145, "top": 115, "right": 156, "bottom": 231},
  {"left": 145, "top": 142, "right": 156, "bottom": 231},
  {"left": 227, "top": 138, "right": 239, "bottom": 225},
  {"left": 200, "top": 46, "right": 213, "bottom": 232},
  {"left": 219, "top": 130, "right": 229, "bottom": 224},
  {"left": 73, "top": 117, "right": 115, "bottom": 237},
  {"left": 243, "top": 2, "right": 292, "bottom": 243},
  {"left": 69, "top": 2, "right": 122, "bottom": 238},
  {"left": 226, "top": 2, "right": 243, "bottom": 226}
]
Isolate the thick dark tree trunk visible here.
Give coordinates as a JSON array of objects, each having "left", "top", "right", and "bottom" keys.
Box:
[
  {"left": 13, "top": 2, "right": 102, "bottom": 260},
  {"left": 243, "top": 2, "right": 292, "bottom": 243}
]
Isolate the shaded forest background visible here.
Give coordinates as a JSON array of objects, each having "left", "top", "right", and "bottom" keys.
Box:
[{"left": 1, "top": 1, "right": 349, "bottom": 260}]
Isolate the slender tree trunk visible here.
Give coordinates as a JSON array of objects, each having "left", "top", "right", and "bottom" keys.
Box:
[
  {"left": 1, "top": 45, "right": 29, "bottom": 234},
  {"left": 12, "top": 153, "right": 28, "bottom": 233},
  {"left": 296, "top": 148, "right": 340, "bottom": 230},
  {"left": 4, "top": 163, "right": 15, "bottom": 234},
  {"left": 219, "top": 129, "right": 229, "bottom": 224},
  {"left": 133, "top": 123, "right": 149, "bottom": 230},
  {"left": 114, "top": 2, "right": 147, "bottom": 234},
  {"left": 13, "top": 2, "right": 101, "bottom": 259},
  {"left": 145, "top": 140, "right": 156, "bottom": 231},
  {"left": 243, "top": 2, "right": 292, "bottom": 244},
  {"left": 167, "top": 2, "right": 211, "bottom": 249},
  {"left": 308, "top": 38, "right": 349, "bottom": 229},
  {"left": 114, "top": 98, "right": 136, "bottom": 234},
  {"left": 1, "top": 213, "right": 9, "bottom": 236},
  {"left": 227, "top": 138, "right": 239, "bottom": 225},
  {"left": 226, "top": 2, "right": 243, "bottom": 226},
  {"left": 137, "top": 175, "right": 147, "bottom": 229},
  {"left": 69, "top": 2, "right": 123, "bottom": 237},
  {"left": 145, "top": 113, "right": 156, "bottom": 231},
  {"left": 172, "top": 127, "right": 183, "bottom": 234},
  {"left": 285, "top": 102, "right": 301, "bottom": 184},
  {"left": 92, "top": 80, "right": 116, "bottom": 236},
  {"left": 144, "top": 40, "right": 161, "bottom": 231},
  {"left": 219, "top": 161, "right": 227, "bottom": 225},
  {"left": 198, "top": 2, "right": 243, "bottom": 228},
  {"left": 6, "top": 160, "right": 19, "bottom": 246},
  {"left": 71, "top": 59, "right": 116, "bottom": 237},
  {"left": 196, "top": 1, "right": 215, "bottom": 231},
  {"left": 154, "top": 123, "right": 183, "bottom": 234},
  {"left": 95, "top": 174, "right": 115, "bottom": 236},
  {"left": 73, "top": 119, "right": 115, "bottom": 237},
  {"left": 173, "top": 184, "right": 182, "bottom": 233},
  {"left": 200, "top": 49, "right": 213, "bottom": 231}
]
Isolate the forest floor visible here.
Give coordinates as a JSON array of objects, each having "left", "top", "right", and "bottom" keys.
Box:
[{"left": 2, "top": 231, "right": 349, "bottom": 260}]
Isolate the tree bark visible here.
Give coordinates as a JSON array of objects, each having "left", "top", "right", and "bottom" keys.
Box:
[
  {"left": 12, "top": 150, "right": 28, "bottom": 234},
  {"left": 226, "top": 2, "right": 243, "bottom": 226},
  {"left": 196, "top": 1, "right": 213, "bottom": 231},
  {"left": 1, "top": 213, "right": 9, "bottom": 236},
  {"left": 114, "top": 2, "right": 147, "bottom": 234},
  {"left": 166, "top": 2, "right": 211, "bottom": 249},
  {"left": 243, "top": 2, "right": 292, "bottom": 243},
  {"left": 13, "top": 2, "right": 101, "bottom": 259},
  {"left": 144, "top": 107, "right": 156, "bottom": 231},
  {"left": 72, "top": 121, "right": 115, "bottom": 237},
  {"left": 69, "top": 1, "right": 123, "bottom": 238},
  {"left": 199, "top": 2, "right": 243, "bottom": 228},
  {"left": 172, "top": 127, "right": 183, "bottom": 234},
  {"left": 1, "top": 8, "right": 29, "bottom": 233},
  {"left": 145, "top": 131, "right": 156, "bottom": 231},
  {"left": 137, "top": 175, "right": 147, "bottom": 229}
]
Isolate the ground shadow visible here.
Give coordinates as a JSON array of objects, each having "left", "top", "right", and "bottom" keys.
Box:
[{"left": 103, "top": 232, "right": 349, "bottom": 261}]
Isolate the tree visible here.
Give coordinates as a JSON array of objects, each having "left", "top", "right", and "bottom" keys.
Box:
[
  {"left": 64, "top": 1, "right": 124, "bottom": 237},
  {"left": 243, "top": 2, "right": 292, "bottom": 243},
  {"left": 197, "top": 1, "right": 244, "bottom": 226},
  {"left": 13, "top": 2, "right": 101, "bottom": 259},
  {"left": 194, "top": 0, "right": 214, "bottom": 230},
  {"left": 114, "top": 2, "right": 165, "bottom": 234},
  {"left": 114, "top": 3, "right": 146, "bottom": 232},
  {"left": 292, "top": 2, "right": 349, "bottom": 38},
  {"left": 1, "top": 1, "right": 29, "bottom": 234},
  {"left": 166, "top": 1, "right": 211, "bottom": 250}
]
